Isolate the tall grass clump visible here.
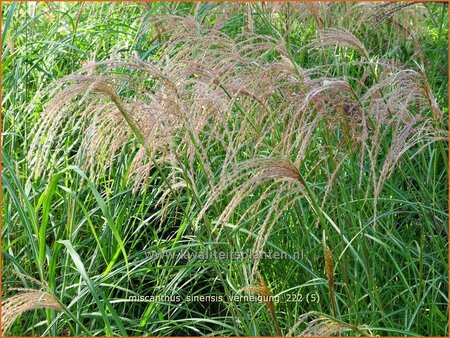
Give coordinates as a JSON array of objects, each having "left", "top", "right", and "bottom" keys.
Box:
[{"left": 2, "top": 2, "right": 448, "bottom": 336}]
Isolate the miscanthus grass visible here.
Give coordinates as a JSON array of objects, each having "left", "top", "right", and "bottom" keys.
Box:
[{"left": 2, "top": 2, "right": 448, "bottom": 336}]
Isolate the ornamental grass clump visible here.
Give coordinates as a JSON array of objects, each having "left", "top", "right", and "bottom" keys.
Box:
[
  {"left": 4, "top": 1, "right": 447, "bottom": 336},
  {"left": 27, "top": 0, "right": 445, "bottom": 283}
]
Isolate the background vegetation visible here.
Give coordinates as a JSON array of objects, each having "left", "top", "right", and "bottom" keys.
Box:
[{"left": 2, "top": 2, "right": 448, "bottom": 336}]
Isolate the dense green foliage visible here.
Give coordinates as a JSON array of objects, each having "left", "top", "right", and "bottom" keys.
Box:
[{"left": 2, "top": 2, "right": 448, "bottom": 336}]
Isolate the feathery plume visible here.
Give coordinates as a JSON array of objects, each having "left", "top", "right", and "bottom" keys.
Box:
[
  {"left": 241, "top": 273, "right": 281, "bottom": 335},
  {"left": 286, "top": 311, "right": 371, "bottom": 337},
  {"left": 323, "top": 244, "right": 337, "bottom": 318},
  {"left": 312, "top": 28, "right": 370, "bottom": 60},
  {"left": 2, "top": 289, "right": 64, "bottom": 336}
]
